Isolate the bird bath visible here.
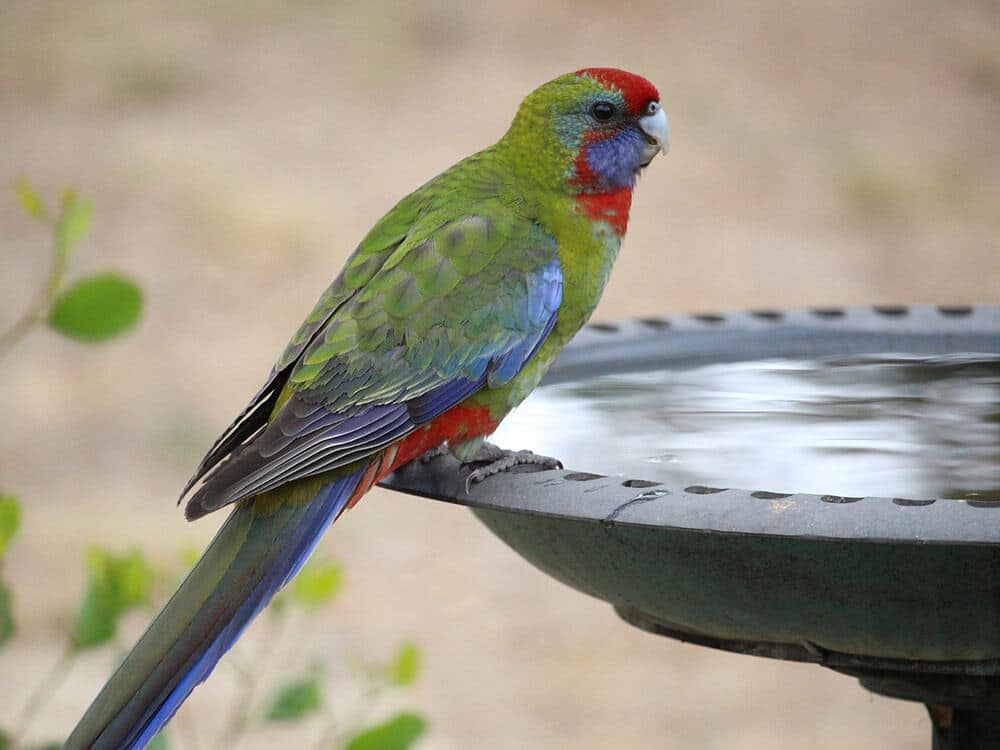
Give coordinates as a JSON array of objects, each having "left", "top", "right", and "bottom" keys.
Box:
[{"left": 381, "top": 305, "right": 1000, "bottom": 749}]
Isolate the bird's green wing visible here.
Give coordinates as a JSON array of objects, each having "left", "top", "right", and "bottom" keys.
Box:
[{"left": 183, "top": 189, "right": 562, "bottom": 518}]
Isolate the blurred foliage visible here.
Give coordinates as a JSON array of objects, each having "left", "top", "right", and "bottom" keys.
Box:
[
  {"left": 264, "top": 665, "right": 324, "bottom": 722},
  {"left": 390, "top": 642, "right": 421, "bottom": 687},
  {"left": 0, "top": 519, "right": 163, "bottom": 746},
  {"left": 0, "top": 540, "right": 428, "bottom": 749},
  {"left": 231, "top": 556, "right": 426, "bottom": 749},
  {"left": 74, "top": 548, "right": 153, "bottom": 650},
  {"left": 0, "top": 183, "right": 427, "bottom": 749},
  {"left": 0, "top": 585, "right": 13, "bottom": 651},
  {"left": 0, "top": 179, "right": 142, "bottom": 358},
  {"left": 53, "top": 188, "right": 94, "bottom": 261},
  {"left": 0, "top": 496, "right": 20, "bottom": 559},
  {"left": 346, "top": 714, "right": 427, "bottom": 750},
  {"left": 49, "top": 273, "right": 143, "bottom": 342},
  {"left": 0, "top": 495, "right": 19, "bottom": 650},
  {"left": 291, "top": 559, "right": 344, "bottom": 610}
]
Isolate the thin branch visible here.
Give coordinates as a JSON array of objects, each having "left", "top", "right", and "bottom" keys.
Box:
[
  {"left": 316, "top": 659, "right": 387, "bottom": 750},
  {"left": 0, "top": 219, "right": 69, "bottom": 360},
  {"left": 9, "top": 643, "right": 76, "bottom": 747}
]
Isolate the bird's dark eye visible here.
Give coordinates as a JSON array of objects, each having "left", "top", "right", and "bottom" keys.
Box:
[{"left": 591, "top": 101, "right": 615, "bottom": 122}]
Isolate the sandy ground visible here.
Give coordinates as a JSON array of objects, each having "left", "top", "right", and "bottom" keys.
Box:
[{"left": 1, "top": 1, "right": 998, "bottom": 747}]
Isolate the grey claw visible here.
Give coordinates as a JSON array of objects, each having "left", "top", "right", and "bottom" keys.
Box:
[
  {"left": 419, "top": 443, "right": 450, "bottom": 464},
  {"left": 462, "top": 448, "right": 563, "bottom": 494}
]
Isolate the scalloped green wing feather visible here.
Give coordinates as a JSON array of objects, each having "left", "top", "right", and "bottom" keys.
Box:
[{"left": 289, "top": 205, "right": 559, "bottom": 410}]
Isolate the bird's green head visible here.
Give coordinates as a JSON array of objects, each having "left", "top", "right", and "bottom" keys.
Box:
[{"left": 501, "top": 68, "right": 668, "bottom": 194}]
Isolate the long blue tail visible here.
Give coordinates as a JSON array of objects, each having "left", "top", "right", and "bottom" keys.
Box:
[{"left": 63, "top": 468, "right": 366, "bottom": 750}]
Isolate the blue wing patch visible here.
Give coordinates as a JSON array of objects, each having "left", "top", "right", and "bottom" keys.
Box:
[{"left": 487, "top": 258, "right": 562, "bottom": 386}]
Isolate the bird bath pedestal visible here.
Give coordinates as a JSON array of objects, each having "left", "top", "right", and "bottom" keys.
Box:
[{"left": 382, "top": 306, "right": 1000, "bottom": 749}]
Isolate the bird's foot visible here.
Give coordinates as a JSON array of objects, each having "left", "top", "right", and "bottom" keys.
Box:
[
  {"left": 419, "top": 443, "right": 451, "bottom": 464},
  {"left": 463, "top": 443, "right": 562, "bottom": 493}
]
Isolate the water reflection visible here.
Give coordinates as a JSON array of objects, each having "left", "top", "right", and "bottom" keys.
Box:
[{"left": 493, "top": 355, "right": 1000, "bottom": 500}]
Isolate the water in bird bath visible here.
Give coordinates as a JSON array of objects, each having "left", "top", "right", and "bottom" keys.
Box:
[{"left": 493, "top": 354, "right": 1000, "bottom": 501}]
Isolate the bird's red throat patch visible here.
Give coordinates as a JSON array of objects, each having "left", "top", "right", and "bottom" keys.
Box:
[{"left": 574, "top": 188, "right": 633, "bottom": 236}]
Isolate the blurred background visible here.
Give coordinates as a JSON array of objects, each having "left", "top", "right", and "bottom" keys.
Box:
[{"left": 1, "top": 1, "right": 998, "bottom": 747}]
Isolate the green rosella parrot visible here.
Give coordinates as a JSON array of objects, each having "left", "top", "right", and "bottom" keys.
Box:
[{"left": 64, "top": 67, "right": 668, "bottom": 749}]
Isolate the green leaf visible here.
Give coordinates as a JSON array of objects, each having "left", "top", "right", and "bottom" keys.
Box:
[
  {"left": 346, "top": 713, "right": 427, "bottom": 750},
  {"left": 389, "top": 642, "right": 420, "bottom": 686},
  {"left": 0, "top": 583, "right": 14, "bottom": 649},
  {"left": 0, "top": 729, "right": 10, "bottom": 750},
  {"left": 75, "top": 579, "right": 116, "bottom": 648},
  {"left": 48, "top": 273, "right": 143, "bottom": 342},
  {"left": 0, "top": 495, "right": 21, "bottom": 559},
  {"left": 146, "top": 732, "right": 168, "bottom": 750},
  {"left": 291, "top": 560, "right": 343, "bottom": 609},
  {"left": 27, "top": 743, "right": 62, "bottom": 750},
  {"left": 14, "top": 177, "right": 47, "bottom": 221},
  {"left": 56, "top": 190, "right": 94, "bottom": 259},
  {"left": 263, "top": 671, "right": 323, "bottom": 722},
  {"left": 108, "top": 550, "right": 154, "bottom": 610},
  {"left": 74, "top": 548, "right": 153, "bottom": 649}
]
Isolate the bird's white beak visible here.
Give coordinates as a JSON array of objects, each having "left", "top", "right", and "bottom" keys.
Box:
[{"left": 638, "top": 102, "right": 670, "bottom": 165}]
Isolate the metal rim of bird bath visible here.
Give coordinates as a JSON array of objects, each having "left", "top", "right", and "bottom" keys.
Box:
[{"left": 381, "top": 304, "right": 1000, "bottom": 750}]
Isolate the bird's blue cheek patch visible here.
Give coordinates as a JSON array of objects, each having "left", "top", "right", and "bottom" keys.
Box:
[{"left": 586, "top": 128, "right": 645, "bottom": 190}]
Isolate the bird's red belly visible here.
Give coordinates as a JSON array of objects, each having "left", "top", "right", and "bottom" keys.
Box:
[{"left": 346, "top": 403, "right": 499, "bottom": 509}]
